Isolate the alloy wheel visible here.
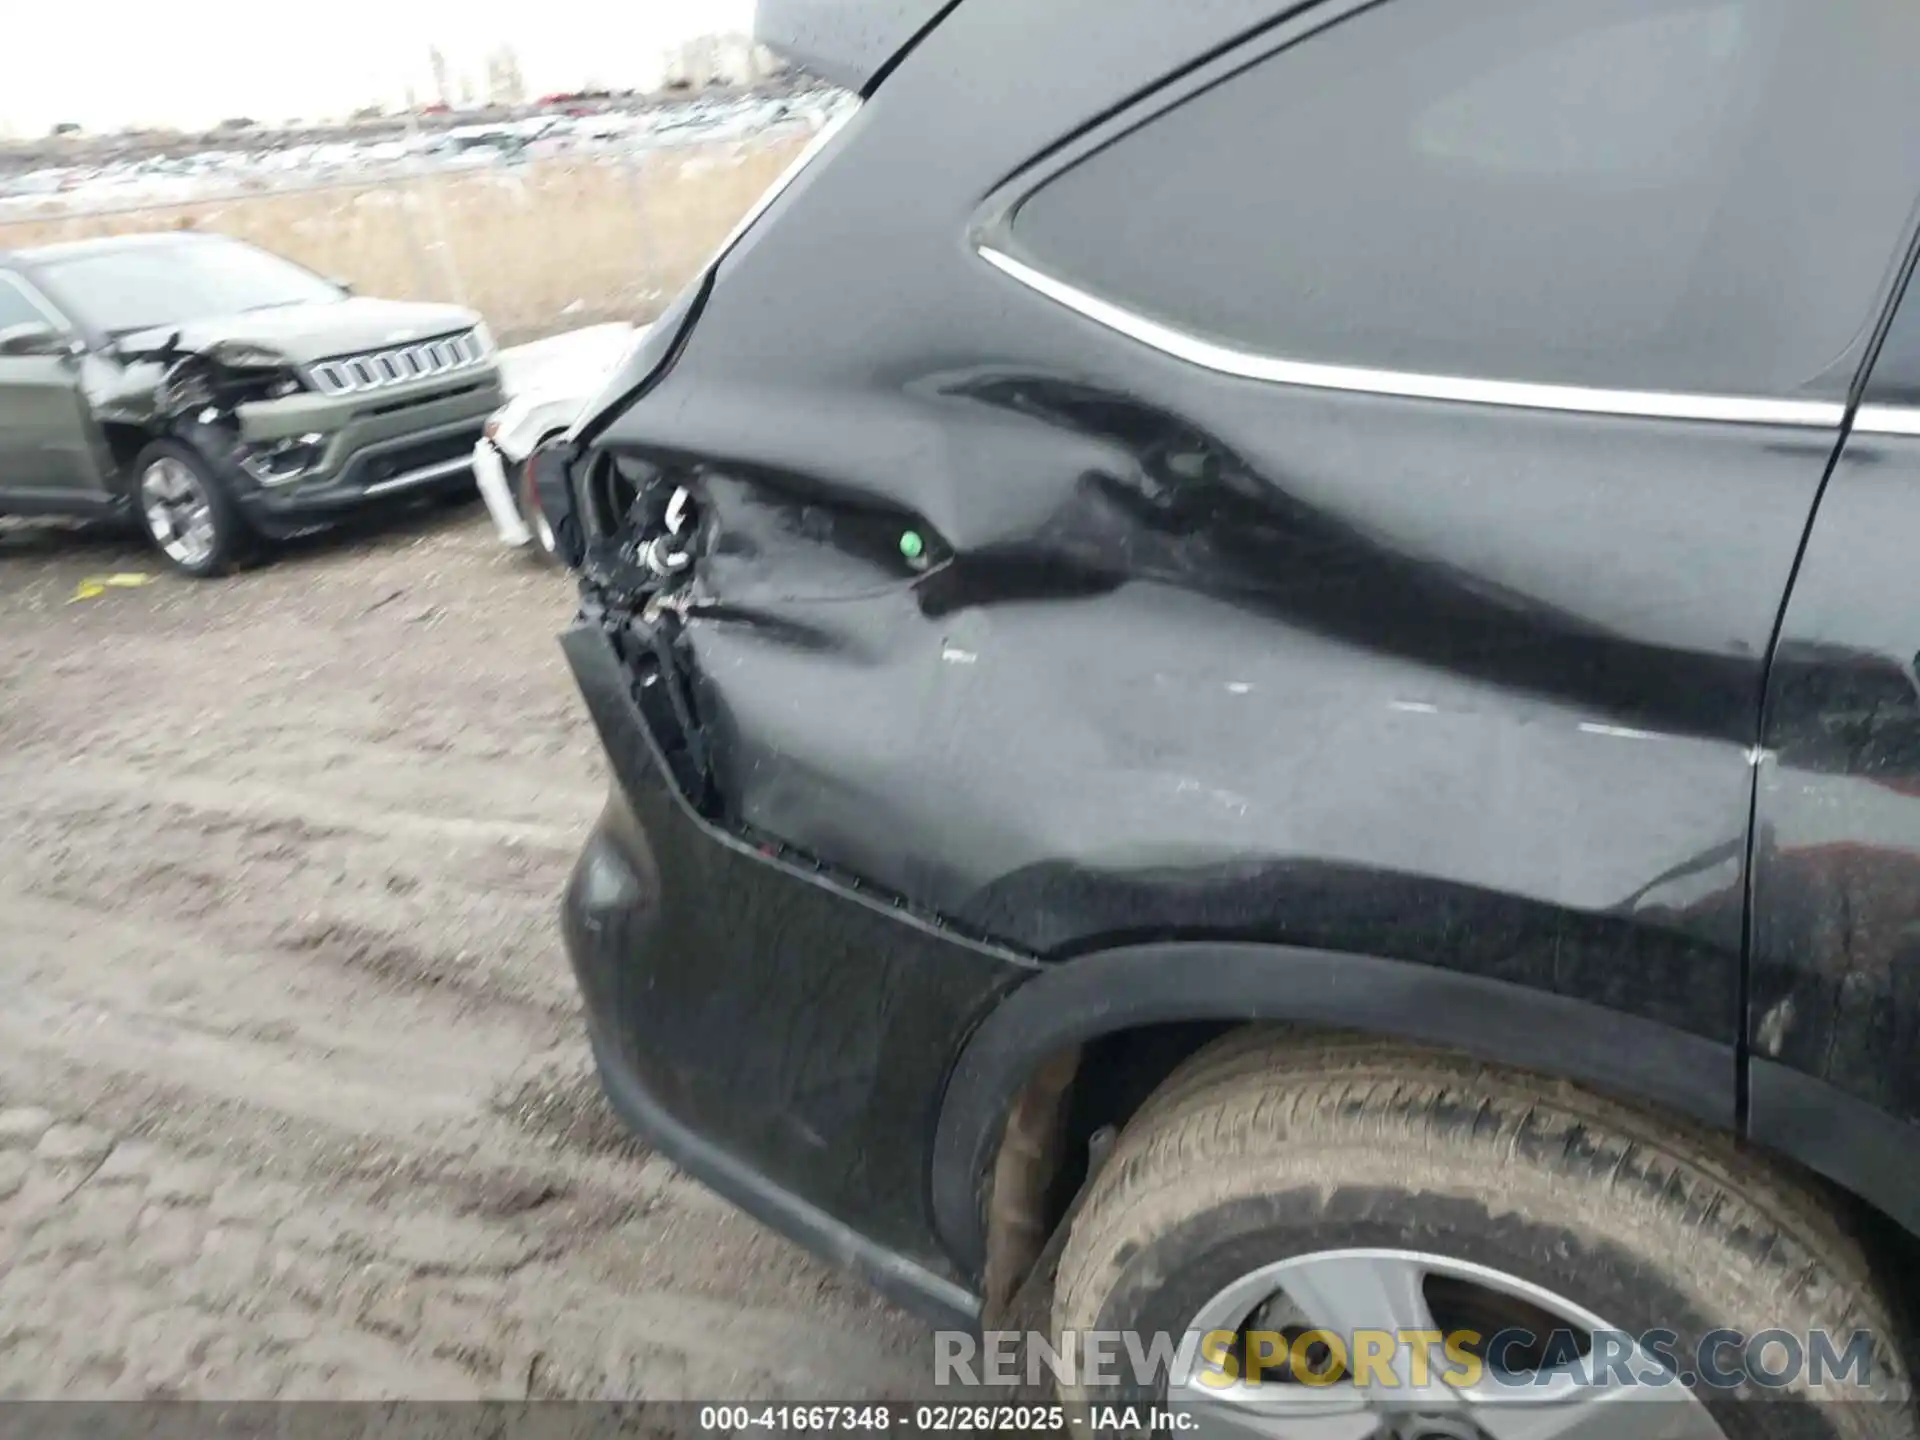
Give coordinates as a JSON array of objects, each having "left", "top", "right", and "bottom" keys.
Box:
[
  {"left": 1167, "top": 1250, "right": 1729, "bottom": 1440},
  {"left": 140, "top": 456, "right": 217, "bottom": 569}
]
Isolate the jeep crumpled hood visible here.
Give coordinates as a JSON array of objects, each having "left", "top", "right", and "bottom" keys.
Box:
[{"left": 117, "top": 297, "right": 482, "bottom": 369}]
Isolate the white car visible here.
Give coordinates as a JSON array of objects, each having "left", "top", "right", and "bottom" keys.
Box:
[{"left": 473, "top": 322, "right": 642, "bottom": 561}]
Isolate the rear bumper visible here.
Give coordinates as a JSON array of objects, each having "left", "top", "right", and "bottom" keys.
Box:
[{"left": 557, "top": 621, "right": 1026, "bottom": 1329}]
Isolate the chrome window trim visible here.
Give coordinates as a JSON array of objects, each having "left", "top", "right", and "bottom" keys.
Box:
[
  {"left": 977, "top": 246, "right": 1845, "bottom": 429},
  {"left": 1853, "top": 405, "right": 1920, "bottom": 437}
]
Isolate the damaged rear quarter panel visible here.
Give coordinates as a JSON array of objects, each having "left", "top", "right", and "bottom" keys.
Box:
[{"left": 581, "top": 0, "right": 1808, "bottom": 1058}]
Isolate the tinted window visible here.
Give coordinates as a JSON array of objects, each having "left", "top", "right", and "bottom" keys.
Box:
[
  {"left": 0, "top": 275, "right": 47, "bottom": 333},
  {"left": 1009, "top": 0, "right": 1920, "bottom": 399},
  {"left": 35, "top": 238, "right": 342, "bottom": 337}
]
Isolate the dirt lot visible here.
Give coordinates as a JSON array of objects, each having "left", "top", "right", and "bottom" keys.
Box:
[{"left": 0, "top": 502, "right": 937, "bottom": 1400}]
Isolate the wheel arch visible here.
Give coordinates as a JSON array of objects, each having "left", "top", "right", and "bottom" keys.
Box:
[
  {"left": 104, "top": 411, "right": 242, "bottom": 502},
  {"left": 930, "top": 939, "right": 1743, "bottom": 1298},
  {"left": 99, "top": 418, "right": 159, "bottom": 498}
]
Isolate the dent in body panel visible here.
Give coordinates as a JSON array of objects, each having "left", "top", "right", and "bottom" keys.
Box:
[
  {"left": 1755, "top": 432, "right": 1920, "bottom": 1126},
  {"left": 82, "top": 354, "right": 165, "bottom": 431},
  {"left": 75, "top": 335, "right": 316, "bottom": 487},
  {"left": 105, "top": 332, "right": 308, "bottom": 427},
  {"left": 582, "top": 361, "right": 1824, "bottom": 1044},
  {"left": 569, "top": 0, "right": 1840, "bottom": 1070}
]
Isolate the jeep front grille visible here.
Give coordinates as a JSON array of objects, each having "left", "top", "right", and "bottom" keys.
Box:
[{"left": 306, "top": 329, "right": 488, "bottom": 397}]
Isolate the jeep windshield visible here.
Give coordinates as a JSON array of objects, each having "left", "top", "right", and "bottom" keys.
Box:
[{"left": 35, "top": 238, "right": 345, "bottom": 338}]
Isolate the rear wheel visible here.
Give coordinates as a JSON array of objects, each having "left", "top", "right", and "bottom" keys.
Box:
[
  {"left": 133, "top": 439, "right": 251, "bottom": 578},
  {"left": 1052, "top": 1033, "right": 1913, "bottom": 1440}
]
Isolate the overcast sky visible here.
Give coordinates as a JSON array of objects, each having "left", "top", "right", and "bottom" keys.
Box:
[{"left": 1, "top": 0, "right": 757, "bottom": 135}]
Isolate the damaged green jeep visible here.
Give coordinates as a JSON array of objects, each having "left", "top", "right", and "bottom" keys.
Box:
[{"left": 0, "top": 231, "right": 502, "bottom": 575}]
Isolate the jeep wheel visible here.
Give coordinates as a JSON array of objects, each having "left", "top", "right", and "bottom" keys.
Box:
[
  {"left": 133, "top": 440, "right": 251, "bottom": 578},
  {"left": 1053, "top": 1032, "right": 1913, "bottom": 1440}
]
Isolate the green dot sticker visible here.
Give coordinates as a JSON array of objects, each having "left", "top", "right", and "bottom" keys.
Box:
[{"left": 899, "top": 530, "right": 926, "bottom": 561}]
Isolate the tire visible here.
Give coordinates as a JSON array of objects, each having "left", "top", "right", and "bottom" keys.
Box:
[
  {"left": 1052, "top": 1031, "right": 1914, "bottom": 1440},
  {"left": 514, "top": 432, "right": 568, "bottom": 569},
  {"left": 131, "top": 438, "right": 253, "bottom": 578}
]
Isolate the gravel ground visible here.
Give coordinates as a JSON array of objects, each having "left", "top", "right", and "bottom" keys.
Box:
[{"left": 0, "top": 502, "right": 937, "bottom": 1400}]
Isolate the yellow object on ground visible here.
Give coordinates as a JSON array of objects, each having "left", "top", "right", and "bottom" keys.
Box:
[{"left": 69, "top": 574, "right": 157, "bottom": 603}]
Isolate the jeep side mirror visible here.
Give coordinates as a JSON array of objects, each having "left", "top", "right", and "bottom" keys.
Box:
[{"left": 0, "top": 322, "right": 80, "bottom": 359}]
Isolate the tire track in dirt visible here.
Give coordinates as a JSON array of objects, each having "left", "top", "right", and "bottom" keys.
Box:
[
  {"left": 0, "top": 869, "right": 929, "bottom": 1392},
  {"left": 1, "top": 764, "right": 586, "bottom": 1021},
  {"left": 0, "top": 509, "right": 943, "bottom": 1400}
]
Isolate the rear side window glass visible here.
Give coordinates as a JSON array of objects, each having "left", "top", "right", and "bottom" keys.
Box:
[
  {"left": 0, "top": 276, "right": 47, "bottom": 333},
  {"left": 1007, "top": 0, "right": 1920, "bottom": 400}
]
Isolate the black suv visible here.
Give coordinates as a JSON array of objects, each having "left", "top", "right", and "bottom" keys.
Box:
[{"left": 542, "top": 0, "right": 1920, "bottom": 1432}]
